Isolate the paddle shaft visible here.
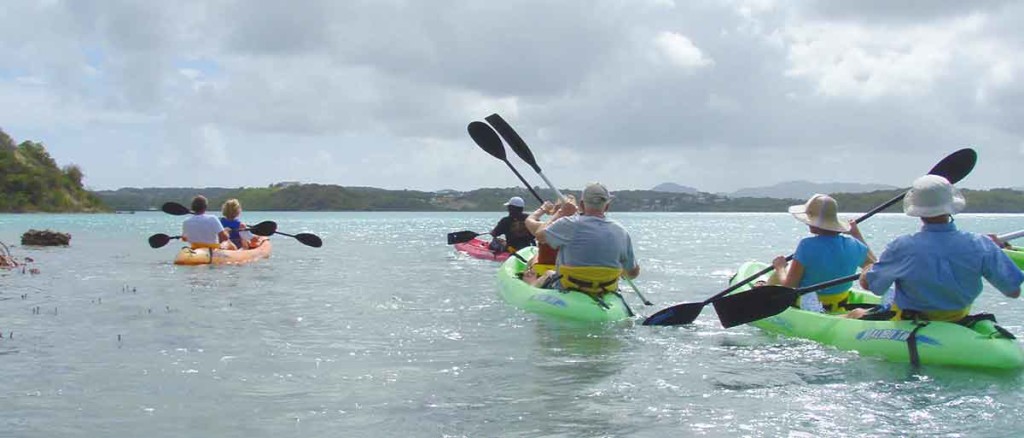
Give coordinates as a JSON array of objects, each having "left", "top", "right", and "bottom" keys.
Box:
[
  {"left": 998, "top": 230, "right": 1024, "bottom": 242},
  {"left": 502, "top": 161, "right": 544, "bottom": 203}
]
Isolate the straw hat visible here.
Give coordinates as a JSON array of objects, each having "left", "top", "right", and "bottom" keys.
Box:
[
  {"left": 903, "top": 175, "right": 965, "bottom": 218},
  {"left": 788, "top": 194, "right": 850, "bottom": 233}
]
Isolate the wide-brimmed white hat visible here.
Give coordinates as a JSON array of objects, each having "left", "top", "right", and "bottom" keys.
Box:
[
  {"left": 503, "top": 196, "right": 525, "bottom": 208},
  {"left": 903, "top": 175, "right": 965, "bottom": 217},
  {"left": 788, "top": 194, "right": 850, "bottom": 233}
]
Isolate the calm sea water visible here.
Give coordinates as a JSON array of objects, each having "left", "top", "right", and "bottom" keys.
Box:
[{"left": 2, "top": 211, "right": 1024, "bottom": 437}]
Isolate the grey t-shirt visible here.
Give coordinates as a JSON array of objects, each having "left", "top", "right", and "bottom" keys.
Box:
[{"left": 544, "top": 214, "right": 636, "bottom": 270}]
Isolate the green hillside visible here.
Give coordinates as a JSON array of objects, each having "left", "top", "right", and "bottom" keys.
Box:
[{"left": 0, "top": 128, "right": 107, "bottom": 212}]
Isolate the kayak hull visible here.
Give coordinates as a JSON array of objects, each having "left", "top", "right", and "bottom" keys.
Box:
[
  {"left": 455, "top": 238, "right": 510, "bottom": 262},
  {"left": 729, "top": 261, "right": 1024, "bottom": 369},
  {"left": 496, "top": 247, "right": 632, "bottom": 322},
  {"left": 174, "top": 239, "right": 272, "bottom": 265}
]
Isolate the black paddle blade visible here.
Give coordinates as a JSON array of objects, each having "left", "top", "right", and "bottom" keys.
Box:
[
  {"left": 485, "top": 114, "right": 540, "bottom": 172},
  {"left": 928, "top": 148, "right": 976, "bottom": 185},
  {"left": 295, "top": 233, "right": 323, "bottom": 248},
  {"left": 161, "top": 202, "right": 191, "bottom": 216},
  {"left": 247, "top": 221, "right": 278, "bottom": 236},
  {"left": 712, "top": 286, "right": 797, "bottom": 328},
  {"left": 447, "top": 231, "right": 480, "bottom": 245},
  {"left": 467, "top": 121, "right": 507, "bottom": 160},
  {"left": 642, "top": 302, "right": 704, "bottom": 326},
  {"left": 148, "top": 233, "right": 174, "bottom": 249}
]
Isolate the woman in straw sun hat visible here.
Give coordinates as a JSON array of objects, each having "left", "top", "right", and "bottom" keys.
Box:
[
  {"left": 853, "top": 175, "right": 1022, "bottom": 322},
  {"left": 768, "top": 193, "right": 877, "bottom": 313}
]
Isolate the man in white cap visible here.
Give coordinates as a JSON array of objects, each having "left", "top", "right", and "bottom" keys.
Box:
[
  {"left": 534, "top": 182, "right": 639, "bottom": 295},
  {"left": 769, "top": 194, "right": 875, "bottom": 312},
  {"left": 488, "top": 196, "right": 535, "bottom": 253},
  {"left": 857, "top": 175, "right": 1022, "bottom": 321}
]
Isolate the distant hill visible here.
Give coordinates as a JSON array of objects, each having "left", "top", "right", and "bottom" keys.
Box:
[
  {"left": 0, "top": 127, "right": 107, "bottom": 212},
  {"left": 651, "top": 182, "right": 699, "bottom": 194},
  {"left": 92, "top": 184, "right": 1024, "bottom": 213},
  {"left": 730, "top": 180, "right": 899, "bottom": 200}
]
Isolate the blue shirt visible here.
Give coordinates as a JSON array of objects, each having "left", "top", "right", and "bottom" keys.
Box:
[
  {"left": 863, "top": 221, "right": 1024, "bottom": 312},
  {"left": 544, "top": 215, "right": 636, "bottom": 271},
  {"left": 219, "top": 217, "right": 243, "bottom": 247},
  {"left": 793, "top": 234, "right": 869, "bottom": 296}
]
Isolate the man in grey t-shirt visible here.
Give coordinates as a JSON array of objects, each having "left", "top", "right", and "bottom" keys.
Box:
[{"left": 535, "top": 182, "right": 640, "bottom": 291}]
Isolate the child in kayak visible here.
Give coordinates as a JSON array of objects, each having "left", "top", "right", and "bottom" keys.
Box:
[
  {"left": 219, "top": 199, "right": 259, "bottom": 250},
  {"left": 768, "top": 194, "right": 876, "bottom": 313},
  {"left": 522, "top": 195, "right": 577, "bottom": 286}
]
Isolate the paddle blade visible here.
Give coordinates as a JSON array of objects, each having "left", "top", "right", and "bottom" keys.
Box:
[
  {"left": 295, "top": 233, "right": 323, "bottom": 248},
  {"left": 161, "top": 202, "right": 191, "bottom": 216},
  {"left": 712, "top": 286, "right": 797, "bottom": 328},
  {"left": 447, "top": 231, "right": 480, "bottom": 245},
  {"left": 148, "top": 233, "right": 173, "bottom": 249},
  {"left": 928, "top": 148, "right": 976, "bottom": 184},
  {"left": 247, "top": 221, "right": 278, "bottom": 236},
  {"left": 642, "top": 302, "right": 704, "bottom": 326},
  {"left": 485, "top": 114, "right": 540, "bottom": 172},
  {"left": 468, "top": 121, "right": 507, "bottom": 160}
]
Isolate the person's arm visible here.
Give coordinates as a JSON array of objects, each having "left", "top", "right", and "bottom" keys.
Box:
[
  {"left": 534, "top": 201, "right": 577, "bottom": 245},
  {"left": 982, "top": 238, "right": 1023, "bottom": 298},
  {"left": 621, "top": 232, "right": 640, "bottom": 279},
  {"left": 859, "top": 241, "right": 900, "bottom": 294},
  {"left": 780, "top": 259, "right": 803, "bottom": 289},
  {"left": 491, "top": 217, "right": 509, "bottom": 239},
  {"left": 525, "top": 201, "right": 554, "bottom": 235},
  {"left": 848, "top": 220, "right": 877, "bottom": 265}
]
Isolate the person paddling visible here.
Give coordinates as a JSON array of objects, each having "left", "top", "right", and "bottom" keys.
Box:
[
  {"left": 182, "top": 195, "right": 234, "bottom": 250},
  {"left": 768, "top": 194, "right": 876, "bottom": 312},
  {"left": 534, "top": 182, "right": 639, "bottom": 297},
  {"left": 488, "top": 196, "right": 536, "bottom": 254},
  {"left": 219, "top": 199, "right": 261, "bottom": 250},
  {"left": 853, "top": 175, "right": 1023, "bottom": 321}
]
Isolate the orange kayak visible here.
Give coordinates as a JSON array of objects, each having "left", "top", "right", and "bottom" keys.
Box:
[{"left": 174, "top": 238, "right": 272, "bottom": 265}]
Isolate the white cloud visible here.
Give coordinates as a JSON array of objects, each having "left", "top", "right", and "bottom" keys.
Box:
[{"left": 654, "top": 31, "right": 714, "bottom": 69}]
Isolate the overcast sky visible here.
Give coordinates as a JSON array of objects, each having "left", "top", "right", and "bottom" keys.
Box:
[{"left": 2, "top": 0, "right": 1022, "bottom": 193}]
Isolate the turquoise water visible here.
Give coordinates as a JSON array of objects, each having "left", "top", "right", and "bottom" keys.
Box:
[{"left": 2, "top": 211, "right": 1024, "bottom": 437}]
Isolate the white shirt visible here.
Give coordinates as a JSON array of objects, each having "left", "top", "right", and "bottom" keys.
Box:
[{"left": 182, "top": 213, "right": 224, "bottom": 245}]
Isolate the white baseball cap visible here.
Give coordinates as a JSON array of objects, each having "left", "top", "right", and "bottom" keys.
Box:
[{"left": 504, "top": 196, "right": 525, "bottom": 208}]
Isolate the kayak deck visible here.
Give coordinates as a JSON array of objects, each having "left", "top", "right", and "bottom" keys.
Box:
[
  {"left": 729, "top": 261, "right": 1024, "bottom": 369},
  {"left": 496, "top": 247, "right": 632, "bottom": 322},
  {"left": 174, "top": 238, "right": 273, "bottom": 265},
  {"left": 455, "top": 237, "right": 510, "bottom": 262}
]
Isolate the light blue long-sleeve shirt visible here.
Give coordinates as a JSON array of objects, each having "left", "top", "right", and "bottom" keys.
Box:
[{"left": 863, "top": 221, "right": 1023, "bottom": 312}]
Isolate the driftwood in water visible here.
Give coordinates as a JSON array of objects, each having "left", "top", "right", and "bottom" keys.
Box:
[{"left": 21, "top": 229, "right": 71, "bottom": 246}]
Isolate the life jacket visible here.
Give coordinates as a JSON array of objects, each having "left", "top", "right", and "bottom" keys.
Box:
[
  {"left": 794, "top": 290, "right": 852, "bottom": 313},
  {"left": 533, "top": 243, "right": 558, "bottom": 276},
  {"left": 190, "top": 242, "right": 221, "bottom": 250},
  {"left": 894, "top": 304, "right": 971, "bottom": 322},
  {"left": 558, "top": 265, "right": 622, "bottom": 295}
]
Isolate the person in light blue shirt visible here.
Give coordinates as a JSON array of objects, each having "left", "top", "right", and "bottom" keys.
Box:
[
  {"left": 535, "top": 182, "right": 639, "bottom": 294},
  {"left": 770, "top": 194, "right": 876, "bottom": 312},
  {"left": 857, "top": 175, "right": 1023, "bottom": 321}
]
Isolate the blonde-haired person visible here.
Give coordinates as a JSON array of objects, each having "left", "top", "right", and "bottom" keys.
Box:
[
  {"left": 769, "top": 194, "right": 876, "bottom": 313},
  {"left": 219, "top": 199, "right": 258, "bottom": 250}
]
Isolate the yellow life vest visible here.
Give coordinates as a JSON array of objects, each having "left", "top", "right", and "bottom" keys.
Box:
[
  {"left": 533, "top": 263, "right": 556, "bottom": 276},
  {"left": 893, "top": 303, "right": 971, "bottom": 322},
  {"left": 558, "top": 265, "right": 622, "bottom": 295},
  {"left": 190, "top": 242, "right": 221, "bottom": 250}
]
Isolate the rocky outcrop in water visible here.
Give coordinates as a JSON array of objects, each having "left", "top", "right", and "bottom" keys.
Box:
[{"left": 21, "top": 229, "right": 71, "bottom": 246}]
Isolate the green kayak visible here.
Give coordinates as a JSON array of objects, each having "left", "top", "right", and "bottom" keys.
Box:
[
  {"left": 1004, "top": 247, "right": 1024, "bottom": 270},
  {"left": 496, "top": 247, "right": 633, "bottom": 322},
  {"left": 728, "top": 261, "right": 1024, "bottom": 369}
]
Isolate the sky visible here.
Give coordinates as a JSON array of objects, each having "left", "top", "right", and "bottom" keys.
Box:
[{"left": 1, "top": 0, "right": 1022, "bottom": 193}]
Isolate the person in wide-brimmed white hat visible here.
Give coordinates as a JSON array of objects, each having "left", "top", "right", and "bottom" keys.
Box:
[
  {"left": 855, "top": 175, "right": 1022, "bottom": 321},
  {"left": 769, "top": 193, "right": 877, "bottom": 313}
]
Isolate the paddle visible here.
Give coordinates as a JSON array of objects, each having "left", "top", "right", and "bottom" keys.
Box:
[
  {"left": 485, "top": 114, "right": 566, "bottom": 200},
  {"left": 712, "top": 273, "right": 861, "bottom": 328},
  {"left": 148, "top": 220, "right": 278, "bottom": 249},
  {"left": 642, "top": 148, "right": 978, "bottom": 326},
  {"left": 448, "top": 230, "right": 482, "bottom": 245},
  {"left": 997, "top": 230, "right": 1024, "bottom": 244},
  {"left": 467, "top": 121, "right": 544, "bottom": 204},
  {"left": 481, "top": 114, "right": 652, "bottom": 306},
  {"left": 161, "top": 201, "right": 323, "bottom": 247}
]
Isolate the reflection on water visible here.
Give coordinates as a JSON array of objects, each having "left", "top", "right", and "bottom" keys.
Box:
[{"left": 1, "top": 212, "right": 1024, "bottom": 437}]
